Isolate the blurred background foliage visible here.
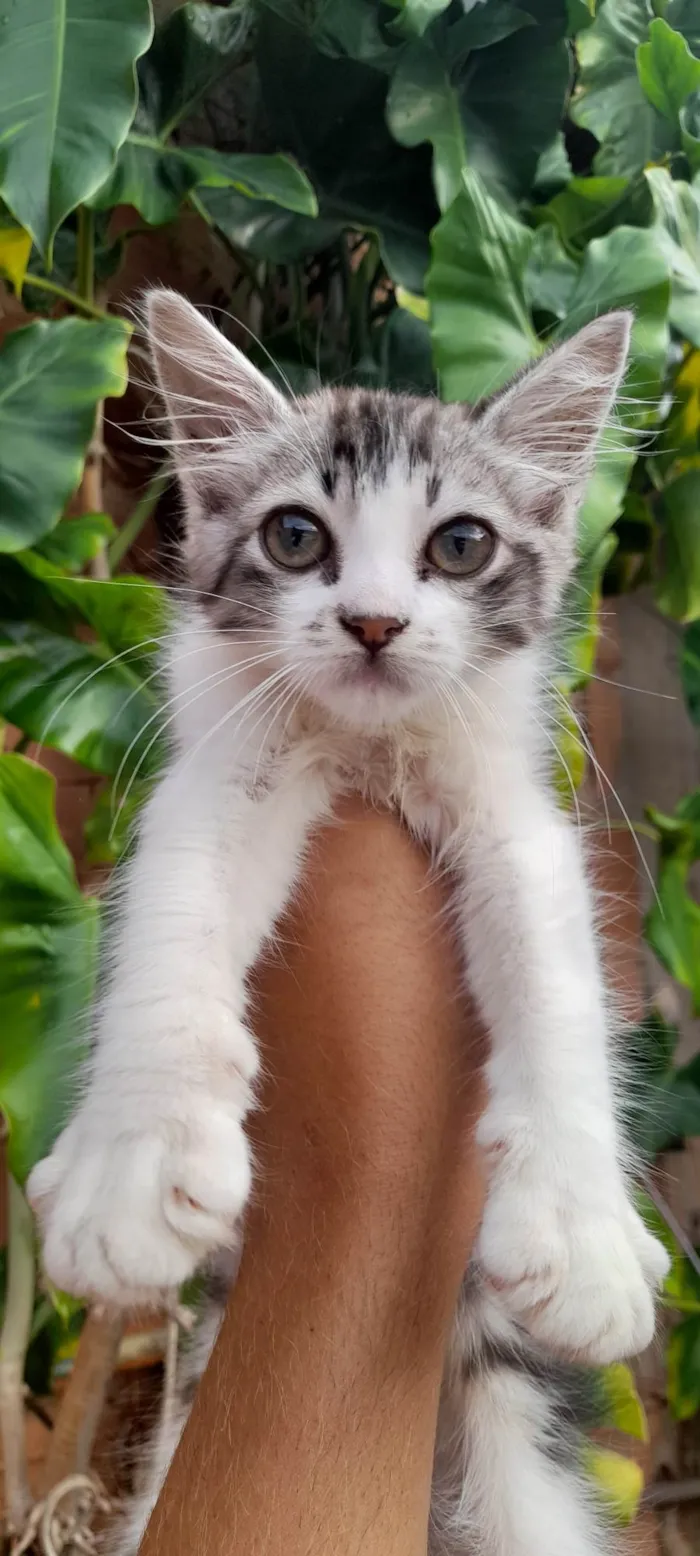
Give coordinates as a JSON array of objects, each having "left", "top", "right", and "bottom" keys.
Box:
[{"left": 2, "top": 0, "right": 700, "bottom": 1540}]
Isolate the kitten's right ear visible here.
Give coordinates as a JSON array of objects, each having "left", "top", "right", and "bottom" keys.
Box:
[{"left": 145, "top": 289, "right": 287, "bottom": 501}]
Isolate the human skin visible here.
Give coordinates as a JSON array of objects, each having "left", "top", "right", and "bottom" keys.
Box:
[{"left": 138, "top": 798, "right": 487, "bottom": 1556}]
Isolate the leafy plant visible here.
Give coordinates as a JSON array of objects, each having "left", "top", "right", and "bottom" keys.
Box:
[{"left": 3, "top": 0, "right": 700, "bottom": 1539}]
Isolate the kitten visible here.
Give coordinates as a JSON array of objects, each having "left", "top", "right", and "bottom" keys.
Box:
[{"left": 29, "top": 291, "right": 669, "bottom": 1556}]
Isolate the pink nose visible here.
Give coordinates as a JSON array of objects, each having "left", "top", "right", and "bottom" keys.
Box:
[{"left": 339, "top": 615, "right": 407, "bottom": 655}]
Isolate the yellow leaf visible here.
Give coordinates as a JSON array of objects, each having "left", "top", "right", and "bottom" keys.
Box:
[
  {"left": 675, "top": 350, "right": 700, "bottom": 444},
  {"left": 585, "top": 1447, "right": 644, "bottom": 1525},
  {"left": 601, "top": 1364, "right": 648, "bottom": 1442},
  {"left": 396, "top": 286, "right": 430, "bottom": 322},
  {"left": 553, "top": 692, "right": 586, "bottom": 804},
  {"left": 0, "top": 224, "right": 32, "bottom": 294}
]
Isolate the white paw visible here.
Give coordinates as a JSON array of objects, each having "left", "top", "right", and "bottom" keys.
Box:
[
  {"left": 477, "top": 1154, "right": 670, "bottom": 1365},
  {"left": 28, "top": 1095, "right": 253, "bottom": 1307}
]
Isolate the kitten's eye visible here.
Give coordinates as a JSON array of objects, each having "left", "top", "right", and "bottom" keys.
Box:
[
  {"left": 426, "top": 518, "right": 495, "bottom": 576},
  {"left": 262, "top": 508, "right": 331, "bottom": 571}
]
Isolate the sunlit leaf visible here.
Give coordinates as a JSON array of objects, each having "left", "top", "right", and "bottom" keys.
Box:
[
  {"left": 585, "top": 1446, "right": 644, "bottom": 1524},
  {"left": 637, "top": 17, "right": 700, "bottom": 122},
  {"left": 0, "top": 219, "right": 32, "bottom": 294},
  {"left": 600, "top": 1363, "right": 648, "bottom": 1441}
]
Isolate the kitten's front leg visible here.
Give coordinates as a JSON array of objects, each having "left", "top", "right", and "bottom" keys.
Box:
[
  {"left": 454, "top": 776, "right": 668, "bottom": 1363},
  {"left": 28, "top": 757, "right": 332, "bottom": 1306}
]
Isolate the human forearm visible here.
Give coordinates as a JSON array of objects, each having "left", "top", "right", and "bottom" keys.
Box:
[{"left": 138, "top": 799, "right": 487, "bottom": 1556}]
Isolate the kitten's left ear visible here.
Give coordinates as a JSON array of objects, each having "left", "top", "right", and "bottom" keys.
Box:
[{"left": 479, "top": 311, "right": 632, "bottom": 515}]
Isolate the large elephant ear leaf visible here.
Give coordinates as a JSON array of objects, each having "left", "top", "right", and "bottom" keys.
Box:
[
  {"left": 0, "top": 317, "right": 130, "bottom": 555},
  {"left": 0, "top": 0, "right": 153, "bottom": 261},
  {"left": 426, "top": 168, "right": 539, "bottom": 402},
  {"left": 0, "top": 755, "right": 98, "bottom": 1184}
]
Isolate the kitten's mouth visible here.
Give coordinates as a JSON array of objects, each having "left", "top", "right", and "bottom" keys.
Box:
[{"left": 339, "top": 655, "right": 407, "bottom": 691}]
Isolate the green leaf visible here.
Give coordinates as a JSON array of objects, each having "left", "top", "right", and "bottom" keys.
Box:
[
  {"left": 681, "top": 620, "right": 700, "bottom": 722},
  {"left": 567, "top": 0, "right": 596, "bottom": 33},
  {"left": 600, "top": 1363, "right": 648, "bottom": 1441},
  {"left": 0, "top": 755, "right": 99, "bottom": 1182},
  {"left": 83, "top": 779, "right": 151, "bottom": 868},
  {"left": 255, "top": 8, "right": 438, "bottom": 291},
  {"left": 189, "top": 150, "right": 317, "bottom": 215},
  {"left": 448, "top": 0, "right": 570, "bottom": 205},
  {"left": 0, "top": 317, "right": 130, "bottom": 554},
  {"left": 0, "top": 0, "right": 153, "bottom": 261},
  {"left": 389, "top": 0, "right": 451, "bottom": 40},
  {"left": 638, "top": 1188, "right": 700, "bottom": 1310},
  {"left": 0, "top": 622, "right": 162, "bottom": 778},
  {"left": 539, "top": 174, "right": 654, "bottom": 251},
  {"left": 646, "top": 850, "right": 700, "bottom": 1011},
  {"left": 657, "top": 469, "right": 700, "bottom": 621},
  {"left": 667, "top": 1314, "right": 700, "bottom": 1418},
  {"left": 427, "top": 168, "right": 539, "bottom": 403},
  {"left": 0, "top": 753, "right": 82, "bottom": 920},
  {"left": 34, "top": 516, "right": 116, "bottom": 574},
  {"left": 385, "top": 5, "right": 537, "bottom": 211},
  {"left": 90, "top": 134, "right": 318, "bottom": 228},
  {"left": 681, "top": 90, "right": 700, "bottom": 171},
  {"left": 625, "top": 1008, "right": 700, "bottom": 1150},
  {"left": 532, "top": 132, "right": 573, "bottom": 196},
  {"left": 378, "top": 304, "right": 435, "bottom": 393},
  {"left": 553, "top": 692, "right": 587, "bottom": 802},
  {"left": 386, "top": 40, "right": 468, "bottom": 214},
  {"left": 553, "top": 223, "right": 669, "bottom": 345},
  {"left": 623, "top": 1008, "right": 681, "bottom": 1153},
  {"left": 0, "top": 215, "right": 32, "bottom": 294},
  {"left": 659, "top": 1074, "right": 700, "bottom": 1139},
  {"left": 139, "top": 1, "right": 251, "bottom": 139},
  {"left": 573, "top": 0, "right": 674, "bottom": 176},
  {"left": 584, "top": 1445, "right": 644, "bottom": 1524},
  {"left": 525, "top": 223, "right": 579, "bottom": 321},
  {"left": 305, "top": 0, "right": 398, "bottom": 67},
  {"left": 663, "top": 1241, "right": 700, "bottom": 1313},
  {"left": 88, "top": 133, "right": 200, "bottom": 227},
  {"left": 645, "top": 168, "right": 700, "bottom": 347},
  {"left": 659, "top": 346, "right": 700, "bottom": 470},
  {"left": 197, "top": 187, "right": 341, "bottom": 265},
  {"left": 553, "top": 225, "right": 670, "bottom": 554},
  {"left": 637, "top": 16, "right": 700, "bottom": 122},
  {"left": 14, "top": 551, "right": 169, "bottom": 660},
  {"left": 562, "top": 532, "right": 618, "bottom": 687}
]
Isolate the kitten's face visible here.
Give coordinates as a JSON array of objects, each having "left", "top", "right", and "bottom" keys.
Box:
[{"left": 148, "top": 294, "right": 631, "bottom": 730}]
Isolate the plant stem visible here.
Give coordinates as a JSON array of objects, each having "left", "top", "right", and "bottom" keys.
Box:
[
  {"left": 76, "top": 207, "right": 95, "bottom": 306},
  {"left": 23, "top": 274, "right": 112, "bottom": 323},
  {"left": 73, "top": 209, "right": 112, "bottom": 577},
  {"left": 40, "top": 1308, "right": 124, "bottom": 1493},
  {"left": 81, "top": 403, "right": 110, "bottom": 580},
  {"left": 645, "top": 1480, "right": 700, "bottom": 1509},
  {"left": 0, "top": 1171, "right": 35, "bottom": 1536},
  {"left": 108, "top": 467, "right": 170, "bottom": 571}
]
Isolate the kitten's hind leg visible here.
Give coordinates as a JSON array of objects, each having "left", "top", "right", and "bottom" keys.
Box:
[
  {"left": 431, "top": 1291, "right": 612, "bottom": 1556},
  {"left": 108, "top": 1259, "right": 233, "bottom": 1555}
]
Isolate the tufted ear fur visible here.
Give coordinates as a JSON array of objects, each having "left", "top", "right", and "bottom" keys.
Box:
[
  {"left": 145, "top": 288, "right": 287, "bottom": 513},
  {"left": 479, "top": 311, "right": 632, "bottom": 519}
]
